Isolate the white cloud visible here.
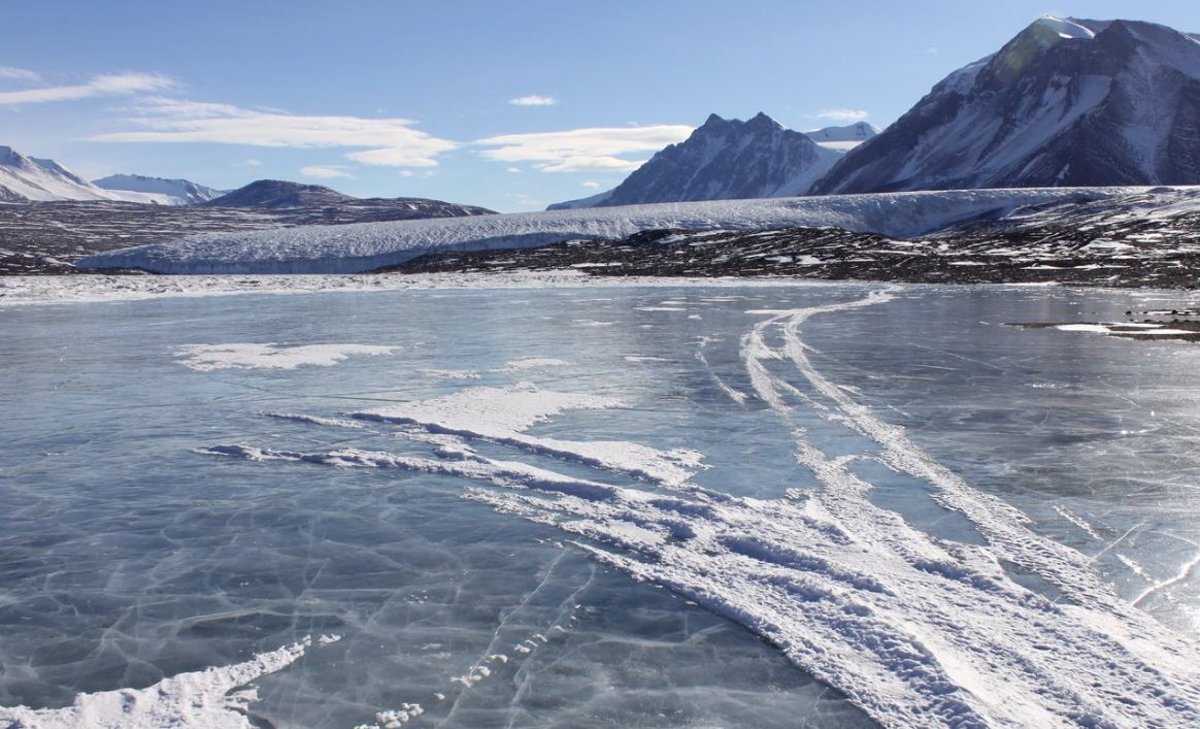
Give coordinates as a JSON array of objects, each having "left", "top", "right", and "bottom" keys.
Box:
[
  {"left": 89, "top": 97, "right": 457, "bottom": 168},
  {"left": 510, "top": 95, "right": 557, "bottom": 107},
  {"left": 0, "top": 72, "right": 175, "bottom": 105},
  {"left": 300, "top": 165, "right": 352, "bottom": 179},
  {"left": 0, "top": 66, "right": 41, "bottom": 83},
  {"left": 243, "top": 158, "right": 262, "bottom": 167},
  {"left": 506, "top": 167, "right": 522, "bottom": 173},
  {"left": 474, "top": 124, "right": 691, "bottom": 173},
  {"left": 582, "top": 181, "right": 601, "bottom": 189},
  {"left": 816, "top": 108, "right": 871, "bottom": 123}
]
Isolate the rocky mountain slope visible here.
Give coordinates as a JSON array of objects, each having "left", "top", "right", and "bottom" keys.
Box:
[
  {"left": 813, "top": 16, "right": 1200, "bottom": 193},
  {"left": 549, "top": 113, "right": 840, "bottom": 210}
]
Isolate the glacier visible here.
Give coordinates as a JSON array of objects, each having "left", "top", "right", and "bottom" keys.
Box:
[{"left": 75, "top": 187, "right": 1152, "bottom": 274}]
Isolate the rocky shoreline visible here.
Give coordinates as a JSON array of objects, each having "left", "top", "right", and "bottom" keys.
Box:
[{"left": 381, "top": 226, "right": 1200, "bottom": 289}]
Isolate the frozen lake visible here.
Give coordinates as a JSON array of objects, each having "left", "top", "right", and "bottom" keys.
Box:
[{"left": 2, "top": 282, "right": 1200, "bottom": 728}]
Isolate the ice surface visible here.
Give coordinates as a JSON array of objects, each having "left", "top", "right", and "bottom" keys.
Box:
[
  {"left": 75, "top": 187, "right": 1151, "bottom": 274},
  {"left": 3, "top": 283, "right": 1200, "bottom": 727}
]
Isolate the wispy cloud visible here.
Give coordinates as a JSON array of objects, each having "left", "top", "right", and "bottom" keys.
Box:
[
  {"left": 582, "top": 181, "right": 601, "bottom": 189},
  {"left": 90, "top": 97, "right": 457, "bottom": 168},
  {"left": 474, "top": 124, "right": 692, "bottom": 173},
  {"left": 243, "top": 158, "right": 262, "bottom": 167},
  {"left": 0, "top": 73, "right": 175, "bottom": 105},
  {"left": 0, "top": 66, "right": 41, "bottom": 83},
  {"left": 815, "top": 108, "right": 870, "bottom": 123},
  {"left": 300, "top": 165, "right": 353, "bottom": 179},
  {"left": 510, "top": 95, "right": 557, "bottom": 107}
]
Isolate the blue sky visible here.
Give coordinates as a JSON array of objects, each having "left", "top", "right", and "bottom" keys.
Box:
[{"left": 3, "top": 1, "right": 1199, "bottom": 211}]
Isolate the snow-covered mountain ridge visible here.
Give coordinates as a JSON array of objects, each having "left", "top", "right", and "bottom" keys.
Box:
[
  {"left": 77, "top": 186, "right": 1157, "bottom": 274},
  {"left": 93, "top": 174, "right": 225, "bottom": 205},
  {"left": 814, "top": 16, "right": 1200, "bottom": 193}
]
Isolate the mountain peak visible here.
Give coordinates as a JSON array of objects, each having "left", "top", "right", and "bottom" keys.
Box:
[
  {"left": 1031, "top": 15, "right": 1097, "bottom": 40},
  {"left": 745, "top": 111, "right": 783, "bottom": 132},
  {"left": 550, "top": 112, "right": 840, "bottom": 209}
]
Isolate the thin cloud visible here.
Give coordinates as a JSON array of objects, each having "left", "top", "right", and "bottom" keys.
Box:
[
  {"left": 582, "top": 181, "right": 601, "bottom": 189},
  {"left": 510, "top": 95, "right": 557, "bottom": 107},
  {"left": 816, "top": 108, "right": 871, "bottom": 123},
  {"left": 0, "top": 72, "right": 175, "bottom": 105},
  {"left": 300, "top": 165, "right": 353, "bottom": 179},
  {"left": 475, "top": 124, "right": 692, "bottom": 173},
  {"left": 90, "top": 97, "right": 457, "bottom": 168},
  {"left": 0, "top": 66, "right": 41, "bottom": 83}
]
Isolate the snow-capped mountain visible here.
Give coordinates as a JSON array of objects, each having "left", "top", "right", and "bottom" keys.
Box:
[
  {"left": 548, "top": 113, "right": 840, "bottom": 210},
  {"left": 814, "top": 17, "right": 1200, "bottom": 194},
  {"left": 93, "top": 174, "right": 225, "bottom": 206},
  {"left": 0, "top": 146, "right": 118, "bottom": 202},
  {"left": 807, "top": 122, "right": 880, "bottom": 151}
]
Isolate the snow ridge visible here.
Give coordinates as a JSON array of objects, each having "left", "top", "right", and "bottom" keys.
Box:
[{"left": 0, "top": 636, "right": 338, "bottom": 729}]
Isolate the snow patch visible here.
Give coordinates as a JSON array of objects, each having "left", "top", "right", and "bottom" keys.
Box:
[
  {"left": 0, "top": 636, "right": 336, "bottom": 729},
  {"left": 176, "top": 342, "right": 395, "bottom": 370}
]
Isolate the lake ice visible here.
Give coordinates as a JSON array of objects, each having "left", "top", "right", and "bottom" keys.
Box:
[{"left": 2, "top": 282, "right": 1199, "bottom": 728}]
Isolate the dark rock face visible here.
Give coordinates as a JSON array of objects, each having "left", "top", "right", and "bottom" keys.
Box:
[
  {"left": 814, "top": 17, "right": 1200, "bottom": 194},
  {"left": 549, "top": 113, "right": 840, "bottom": 210}
]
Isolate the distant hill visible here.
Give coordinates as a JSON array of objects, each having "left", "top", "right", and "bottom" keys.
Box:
[
  {"left": 549, "top": 113, "right": 840, "bottom": 210},
  {"left": 202, "top": 179, "right": 496, "bottom": 222},
  {"left": 806, "top": 122, "right": 880, "bottom": 151},
  {"left": 814, "top": 16, "right": 1200, "bottom": 193},
  {"left": 93, "top": 174, "right": 225, "bottom": 206},
  {"left": 201, "top": 180, "right": 355, "bottom": 208}
]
